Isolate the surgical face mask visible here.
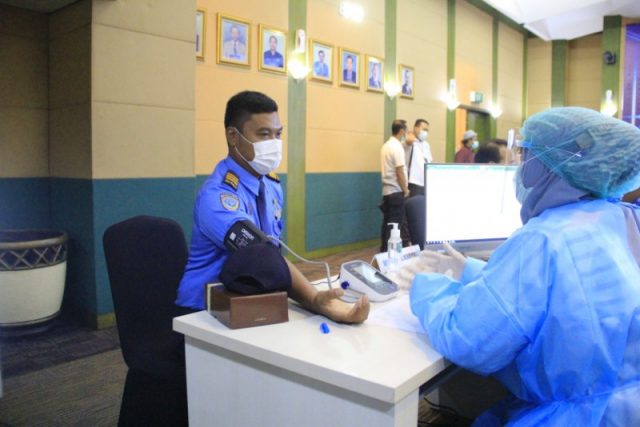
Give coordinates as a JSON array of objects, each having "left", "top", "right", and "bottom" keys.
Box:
[
  {"left": 234, "top": 129, "right": 283, "bottom": 175},
  {"left": 471, "top": 140, "right": 480, "bottom": 150},
  {"left": 514, "top": 166, "right": 532, "bottom": 204},
  {"left": 418, "top": 130, "right": 428, "bottom": 142},
  {"left": 400, "top": 134, "right": 407, "bottom": 143}
]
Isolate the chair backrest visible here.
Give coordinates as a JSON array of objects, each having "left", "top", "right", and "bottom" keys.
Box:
[
  {"left": 103, "top": 216, "right": 188, "bottom": 368},
  {"left": 405, "top": 195, "right": 425, "bottom": 250}
]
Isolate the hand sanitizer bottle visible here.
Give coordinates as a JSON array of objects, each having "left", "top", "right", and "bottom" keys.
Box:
[{"left": 387, "top": 223, "right": 402, "bottom": 273}]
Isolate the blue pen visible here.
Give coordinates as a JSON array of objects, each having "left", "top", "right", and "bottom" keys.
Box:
[{"left": 320, "top": 322, "right": 330, "bottom": 334}]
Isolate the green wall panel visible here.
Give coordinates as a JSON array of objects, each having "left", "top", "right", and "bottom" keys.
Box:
[{"left": 305, "top": 173, "right": 381, "bottom": 251}]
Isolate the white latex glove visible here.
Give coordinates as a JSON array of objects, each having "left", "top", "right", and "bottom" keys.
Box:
[
  {"left": 386, "top": 247, "right": 449, "bottom": 290},
  {"left": 419, "top": 242, "right": 467, "bottom": 280}
]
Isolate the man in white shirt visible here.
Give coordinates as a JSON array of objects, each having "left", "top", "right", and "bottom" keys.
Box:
[
  {"left": 404, "top": 119, "right": 432, "bottom": 197},
  {"left": 379, "top": 119, "right": 411, "bottom": 251}
]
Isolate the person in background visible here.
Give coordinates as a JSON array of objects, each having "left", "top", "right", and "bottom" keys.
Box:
[
  {"left": 176, "top": 91, "right": 369, "bottom": 323},
  {"left": 455, "top": 130, "right": 478, "bottom": 163},
  {"left": 404, "top": 119, "right": 432, "bottom": 197},
  {"left": 379, "top": 119, "right": 411, "bottom": 251},
  {"left": 411, "top": 107, "right": 640, "bottom": 426},
  {"left": 313, "top": 50, "right": 329, "bottom": 78},
  {"left": 343, "top": 55, "right": 356, "bottom": 83},
  {"left": 368, "top": 62, "right": 382, "bottom": 89},
  {"left": 474, "top": 142, "right": 501, "bottom": 164}
]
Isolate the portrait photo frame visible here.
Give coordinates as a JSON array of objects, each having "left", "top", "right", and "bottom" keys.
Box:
[
  {"left": 365, "top": 55, "right": 384, "bottom": 93},
  {"left": 195, "top": 8, "right": 206, "bottom": 61},
  {"left": 217, "top": 14, "right": 251, "bottom": 67},
  {"left": 308, "top": 39, "right": 334, "bottom": 83},
  {"left": 258, "top": 25, "right": 287, "bottom": 74},
  {"left": 399, "top": 64, "right": 415, "bottom": 99},
  {"left": 339, "top": 47, "right": 360, "bottom": 89}
]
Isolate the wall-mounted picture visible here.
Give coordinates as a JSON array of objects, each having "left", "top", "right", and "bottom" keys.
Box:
[
  {"left": 399, "top": 64, "right": 414, "bottom": 99},
  {"left": 366, "top": 55, "right": 383, "bottom": 92},
  {"left": 259, "top": 25, "right": 287, "bottom": 74},
  {"left": 217, "top": 14, "right": 251, "bottom": 67},
  {"left": 196, "top": 9, "right": 206, "bottom": 60},
  {"left": 309, "top": 39, "right": 333, "bottom": 83},
  {"left": 339, "top": 48, "right": 360, "bottom": 88}
]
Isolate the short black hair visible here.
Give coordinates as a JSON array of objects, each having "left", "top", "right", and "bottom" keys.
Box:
[
  {"left": 224, "top": 91, "right": 278, "bottom": 131},
  {"left": 414, "top": 118, "right": 429, "bottom": 128},
  {"left": 391, "top": 119, "right": 407, "bottom": 136},
  {"left": 268, "top": 35, "right": 277, "bottom": 43},
  {"left": 474, "top": 143, "right": 501, "bottom": 164}
]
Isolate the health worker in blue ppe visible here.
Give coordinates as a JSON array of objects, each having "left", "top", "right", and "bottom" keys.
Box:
[
  {"left": 410, "top": 107, "right": 640, "bottom": 426},
  {"left": 176, "top": 91, "right": 369, "bottom": 323}
]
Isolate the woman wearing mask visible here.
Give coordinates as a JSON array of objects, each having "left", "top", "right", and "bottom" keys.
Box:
[
  {"left": 455, "top": 130, "right": 479, "bottom": 163},
  {"left": 411, "top": 107, "right": 640, "bottom": 425}
]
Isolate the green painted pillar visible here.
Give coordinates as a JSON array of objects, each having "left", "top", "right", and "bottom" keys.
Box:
[
  {"left": 551, "top": 40, "right": 568, "bottom": 107},
  {"left": 446, "top": 0, "right": 456, "bottom": 162},
  {"left": 384, "top": 0, "right": 397, "bottom": 141},
  {"left": 490, "top": 17, "right": 498, "bottom": 139},
  {"left": 287, "top": 0, "right": 307, "bottom": 253},
  {"left": 601, "top": 15, "right": 622, "bottom": 115}
]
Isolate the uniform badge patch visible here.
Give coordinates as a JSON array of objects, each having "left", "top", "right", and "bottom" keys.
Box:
[
  {"left": 220, "top": 193, "right": 240, "bottom": 211},
  {"left": 273, "top": 198, "right": 282, "bottom": 220},
  {"left": 266, "top": 172, "right": 280, "bottom": 183},
  {"left": 223, "top": 171, "right": 240, "bottom": 190}
]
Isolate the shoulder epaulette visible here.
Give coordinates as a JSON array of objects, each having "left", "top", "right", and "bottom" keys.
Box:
[
  {"left": 223, "top": 171, "right": 239, "bottom": 190},
  {"left": 266, "top": 172, "right": 280, "bottom": 183}
]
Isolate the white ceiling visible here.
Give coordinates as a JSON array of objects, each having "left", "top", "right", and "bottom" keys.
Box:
[
  {"left": 0, "top": 0, "right": 78, "bottom": 13},
  {"left": 484, "top": 0, "right": 640, "bottom": 40}
]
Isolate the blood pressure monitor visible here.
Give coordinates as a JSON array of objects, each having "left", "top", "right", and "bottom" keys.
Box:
[{"left": 339, "top": 260, "right": 399, "bottom": 302}]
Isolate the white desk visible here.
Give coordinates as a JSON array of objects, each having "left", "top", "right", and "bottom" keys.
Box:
[{"left": 174, "top": 296, "right": 452, "bottom": 427}]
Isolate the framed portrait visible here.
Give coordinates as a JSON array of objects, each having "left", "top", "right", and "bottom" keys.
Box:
[
  {"left": 308, "top": 39, "right": 333, "bottom": 83},
  {"left": 399, "top": 64, "right": 414, "bottom": 99},
  {"left": 217, "top": 14, "right": 251, "bottom": 67},
  {"left": 339, "top": 48, "right": 360, "bottom": 88},
  {"left": 195, "top": 9, "right": 206, "bottom": 60},
  {"left": 365, "top": 55, "right": 383, "bottom": 93},
  {"left": 259, "top": 25, "right": 287, "bottom": 74}
]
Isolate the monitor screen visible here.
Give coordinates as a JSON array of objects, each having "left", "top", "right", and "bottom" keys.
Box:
[{"left": 424, "top": 163, "right": 522, "bottom": 247}]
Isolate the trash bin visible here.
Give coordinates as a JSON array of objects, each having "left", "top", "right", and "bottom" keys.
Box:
[{"left": 0, "top": 230, "right": 68, "bottom": 331}]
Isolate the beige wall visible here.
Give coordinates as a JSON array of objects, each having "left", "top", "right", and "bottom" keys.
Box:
[
  {"left": 455, "top": 0, "right": 493, "bottom": 113},
  {"left": 567, "top": 33, "right": 602, "bottom": 111},
  {"left": 306, "top": 0, "right": 385, "bottom": 173},
  {"left": 0, "top": 5, "right": 48, "bottom": 178},
  {"left": 91, "top": 0, "right": 196, "bottom": 179},
  {"left": 195, "top": 0, "right": 289, "bottom": 176},
  {"left": 526, "top": 37, "right": 552, "bottom": 116},
  {"left": 397, "top": 0, "right": 447, "bottom": 162},
  {"left": 497, "top": 22, "right": 524, "bottom": 137},
  {"left": 49, "top": 0, "right": 92, "bottom": 179}
]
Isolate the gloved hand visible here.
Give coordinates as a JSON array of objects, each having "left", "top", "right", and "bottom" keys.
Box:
[
  {"left": 419, "top": 242, "right": 466, "bottom": 280},
  {"left": 387, "top": 251, "right": 438, "bottom": 290}
]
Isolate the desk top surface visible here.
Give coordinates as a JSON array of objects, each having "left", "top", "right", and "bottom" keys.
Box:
[{"left": 174, "top": 294, "right": 446, "bottom": 404}]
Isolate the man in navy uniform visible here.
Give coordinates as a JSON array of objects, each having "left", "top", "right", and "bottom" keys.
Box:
[{"left": 176, "top": 91, "right": 369, "bottom": 323}]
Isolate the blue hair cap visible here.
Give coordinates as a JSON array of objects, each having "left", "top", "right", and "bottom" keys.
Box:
[{"left": 521, "top": 107, "right": 640, "bottom": 198}]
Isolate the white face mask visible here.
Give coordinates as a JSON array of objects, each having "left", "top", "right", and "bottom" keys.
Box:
[
  {"left": 418, "top": 130, "right": 428, "bottom": 142},
  {"left": 471, "top": 140, "right": 480, "bottom": 150},
  {"left": 234, "top": 129, "right": 283, "bottom": 175}
]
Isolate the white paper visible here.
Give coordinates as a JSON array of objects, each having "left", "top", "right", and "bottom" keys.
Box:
[{"left": 367, "top": 293, "right": 426, "bottom": 335}]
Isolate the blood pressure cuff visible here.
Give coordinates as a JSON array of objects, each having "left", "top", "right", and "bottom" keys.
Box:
[{"left": 219, "top": 243, "right": 292, "bottom": 295}]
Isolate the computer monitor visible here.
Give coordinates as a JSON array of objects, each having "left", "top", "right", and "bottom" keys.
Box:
[{"left": 424, "top": 163, "right": 522, "bottom": 255}]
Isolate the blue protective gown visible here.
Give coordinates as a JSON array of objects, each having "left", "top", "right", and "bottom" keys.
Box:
[{"left": 410, "top": 200, "right": 640, "bottom": 426}]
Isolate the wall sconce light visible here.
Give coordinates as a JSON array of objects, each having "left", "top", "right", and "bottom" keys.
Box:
[
  {"left": 601, "top": 89, "right": 617, "bottom": 117},
  {"left": 490, "top": 104, "right": 503, "bottom": 118},
  {"left": 294, "top": 29, "right": 306, "bottom": 53},
  {"left": 383, "top": 81, "right": 401, "bottom": 99},
  {"left": 288, "top": 59, "right": 310, "bottom": 82},
  {"left": 441, "top": 79, "right": 460, "bottom": 110},
  {"left": 339, "top": 1, "right": 364, "bottom": 22}
]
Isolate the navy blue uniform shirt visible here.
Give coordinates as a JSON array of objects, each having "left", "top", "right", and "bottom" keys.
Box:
[{"left": 176, "top": 156, "right": 284, "bottom": 309}]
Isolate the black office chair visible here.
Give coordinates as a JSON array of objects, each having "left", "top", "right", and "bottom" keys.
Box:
[
  {"left": 405, "top": 195, "right": 426, "bottom": 249},
  {"left": 103, "top": 216, "right": 189, "bottom": 427}
]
